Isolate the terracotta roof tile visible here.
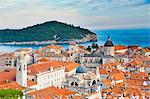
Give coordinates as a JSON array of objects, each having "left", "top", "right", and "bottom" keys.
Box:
[
  {"left": 111, "top": 85, "right": 126, "bottom": 95},
  {"left": 115, "top": 45, "right": 127, "bottom": 50},
  {"left": 129, "top": 72, "right": 148, "bottom": 80},
  {"left": 15, "top": 48, "right": 32, "bottom": 52},
  {"left": 99, "top": 67, "right": 109, "bottom": 74},
  {"left": 126, "top": 79, "right": 144, "bottom": 87},
  {"left": 102, "top": 79, "right": 111, "bottom": 87},
  {"left": 0, "top": 69, "right": 16, "bottom": 83},
  {"left": 65, "top": 62, "right": 80, "bottom": 72},
  {"left": 113, "top": 72, "right": 125, "bottom": 81},
  {"left": 28, "top": 86, "right": 76, "bottom": 99},
  {"left": 0, "top": 82, "right": 23, "bottom": 90},
  {"left": 40, "top": 45, "right": 63, "bottom": 51},
  {"left": 38, "top": 57, "right": 49, "bottom": 62},
  {"left": 27, "top": 80, "right": 37, "bottom": 87},
  {"left": 28, "top": 61, "right": 80, "bottom": 75},
  {"left": 0, "top": 53, "right": 17, "bottom": 59}
]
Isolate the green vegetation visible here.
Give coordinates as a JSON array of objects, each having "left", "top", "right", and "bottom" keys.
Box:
[
  {"left": 87, "top": 46, "right": 92, "bottom": 52},
  {"left": 92, "top": 42, "right": 99, "bottom": 50},
  {"left": 0, "top": 89, "right": 23, "bottom": 99},
  {"left": 0, "top": 21, "right": 96, "bottom": 43}
]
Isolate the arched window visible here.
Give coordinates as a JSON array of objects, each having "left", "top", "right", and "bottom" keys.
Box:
[
  {"left": 92, "top": 80, "right": 96, "bottom": 85},
  {"left": 100, "top": 59, "right": 103, "bottom": 64},
  {"left": 75, "top": 82, "right": 78, "bottom": 86},
  {"left": 89, "top": 59, "right": 92, "bottom": 63},
  {"left": 24, "top": 65, "right": 26, "bottom": 70},
  {"left": 71, "top": 82, "right": 74, "bottom": 86},
  {"left": 84, "top": 59, "right": 87, "bottom": 63},
  {"left": 19, "top": 66, "right": 21, "bottom": 71}
]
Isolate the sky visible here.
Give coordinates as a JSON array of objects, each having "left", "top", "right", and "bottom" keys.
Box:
[{"left": 0, "top": 0, "right": 149, "bottom": 30}]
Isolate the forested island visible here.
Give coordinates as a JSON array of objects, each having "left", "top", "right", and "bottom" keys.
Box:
[{"left": 0, "top": 21, "right": 97, "bottom": 45}]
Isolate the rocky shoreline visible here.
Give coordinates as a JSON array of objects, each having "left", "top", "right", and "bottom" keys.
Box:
[{"left": 0, "top": 34, "right": 97, "bottom": 45}]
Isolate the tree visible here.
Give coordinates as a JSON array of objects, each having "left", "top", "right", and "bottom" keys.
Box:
[
  {"left": 95, "top": 43, "right": 99, "bottom": 49},
  {"left": 0, "top": 21, "right": 96, "bottom": 43},
  {"left": 92, "top": 43, "right": 96, "bottom": 49},
  {"left": 87, "top": 46, "right": 92, "bottom": 52},
  {"left": 92, "top": 43, "right": 99, "bottom": 50},
  {"left": 0, "top": 89, "right": 23, "bottom": 99}
]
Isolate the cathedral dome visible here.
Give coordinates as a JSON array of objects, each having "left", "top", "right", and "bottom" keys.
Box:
[
  {"left": 104, "top": 35, "right": 114, "bottom": 47},
  {"left": 76, "top": 66, "right": 87, "bottom": 73}
]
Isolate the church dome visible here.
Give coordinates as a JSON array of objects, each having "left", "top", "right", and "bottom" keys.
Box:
[
  {"left": 76, "top": 66, "right": 87, "bottom": 73},
  {"left": 104, "top": 35, "right": 114, "bottom": 47}
]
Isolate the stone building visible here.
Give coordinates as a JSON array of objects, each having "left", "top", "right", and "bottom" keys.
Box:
[
  {"left": 0, "top": 53, "right": 17, "bottom": 69},
  {"left": 64, "top": 70, "right": 99, "bottom": 95},
  {"left": 80, "top": 36, "right": 128, "bottom": 72}
]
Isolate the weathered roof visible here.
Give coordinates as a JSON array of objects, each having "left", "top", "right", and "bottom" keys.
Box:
[
  {"left": 28, "top": 86, "right": 76, "bottom": 98},
  {"left": 0, "top": 82, "right": 23, "bottom": 90}
]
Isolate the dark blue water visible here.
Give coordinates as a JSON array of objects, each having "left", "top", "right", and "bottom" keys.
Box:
[
  {"left": 0, "top": 29, "right": 149, "bottom": 52},
  {"left": 95, "top": 29, "right": 150, "bottom": 47}
]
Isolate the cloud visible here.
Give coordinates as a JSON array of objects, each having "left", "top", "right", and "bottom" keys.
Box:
[{"left": 0, "top": 0, "right": 149, "bottom": 30}]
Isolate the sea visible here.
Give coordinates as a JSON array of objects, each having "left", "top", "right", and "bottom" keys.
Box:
[{"left": 0, "top": 29, "right": 149, "bottom": 52}]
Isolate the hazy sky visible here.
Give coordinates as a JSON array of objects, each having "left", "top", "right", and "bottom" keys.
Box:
[{"left": 0, "top": 0, "right": 149, "bottom": 30}]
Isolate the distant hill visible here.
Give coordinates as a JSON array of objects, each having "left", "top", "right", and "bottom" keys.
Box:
[{"left": 0, "top": 21, "right": 97, "bottom": 43}]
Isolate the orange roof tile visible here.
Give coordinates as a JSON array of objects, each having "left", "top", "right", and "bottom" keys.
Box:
[
  {"left": 0, "top": 69, "right": 16, "bottom": 83},
  {"left": 15, "top": 48, "right": 32, "bottom": 52},
  {"left": 126, "top": 79, "right": 144, "bottom": 87},
  {"left": 0, "top": 82, "right": 23, "bottom": 90},
  {"left": 99, "top": 67, "right": 109, "bottom": 74},
  {"left": 38, "top": 57, "right": 49, "bottom": 62},
  {"left": 129, "top": 72, "right": 148, "bottom": 80},
  {"left": 126, "top": 87, "right": 142, "bottom": 97},
  {"left": 115, "top": 45, "right": 127, "bottom": 50},
  {"left": 27, "top": 80, "right": 37, "bottom": 87},
  {"left": 28, "top": 61, "right": 80, "bottom": 75},
  {"left": 0, "top": 53, "right": 17, "bottom": 59},
  {"left": 0, "top": 82, "right": 5, "bottom": 85},
  {"left": 28, "top": 86, "right": 76, "bottom": 99},
  {"left": 102, "top": 79, "right": 111, "bottom": 87},
  {"left": 78, "top": 46, "right": 85, "bottom": 49},
  {"left": 111, "top": 85, "right": 126, "bottom": 95},
  {"left": 113, "top": 72, "right": 124, "bottom": 81},
  {"left": 39, "top": 45, "right": 64, "bottom": 51},
  {"left": 65, "top": 62, "right": 80, "bottom": 72},
  {"left": 143, "top": 48, "right": 150, "bottom": 52}
]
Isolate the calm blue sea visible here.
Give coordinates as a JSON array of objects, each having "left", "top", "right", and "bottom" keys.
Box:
[{"left": 0, "top": 29, "right": 149, "bottom": 52}]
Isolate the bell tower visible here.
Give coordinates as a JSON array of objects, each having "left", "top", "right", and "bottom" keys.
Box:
[{"left": 16, "top": 55, "right": 27, "bottom": 87}]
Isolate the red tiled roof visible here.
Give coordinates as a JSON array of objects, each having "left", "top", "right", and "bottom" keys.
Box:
[
  {"left": 65, "top": 62, "right": 80, "bottom": 72},
  {"left": 38, "top": 57, "right": 49, "bottom": 62},
  {"left": 0, "top": 82, "right": 23, "bottom": 90},
  {"left": 113, "top": 72, "right": 124, "bottom": 81},
  {"left": 99, "top": 67, "right": 109, "bottom": 74},
  {"left": 28, "top": 61, "right": 80, "bottom": 75},
  {"left": 0, "top": 69, "right": 16, "bottom": 83},
  {"left": 102, "top": 79, "right": 111, "bottom": 87},
  {"left": 28, "top": 86, "right": 76, "bottom": 99},
  {"left": 129, "top": 72, "right": 148, "bottom": 80},
  {"left": 27, "top": 80, "right": 37, "bottom": 87},
  {"left": 115, "top": 45, "right": 127, "bottom": 50}
]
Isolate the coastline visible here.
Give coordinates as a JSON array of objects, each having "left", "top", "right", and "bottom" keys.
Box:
[{"left": 0, "top": 34, "right": 97, "bottom": 45}]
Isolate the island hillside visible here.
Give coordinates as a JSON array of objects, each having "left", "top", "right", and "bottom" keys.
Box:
[{"left": 0, "top": 21, "right": 97, "bottom": 44}]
